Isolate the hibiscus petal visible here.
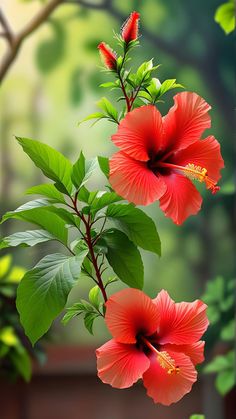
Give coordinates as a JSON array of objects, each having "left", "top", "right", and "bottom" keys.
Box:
[
  {"left": 163, "top": 92, "right": 211, "bottom": 153},
  {"left": 154, "top": 290, "right": 209, "bottom": 345},
  {"left": 162, "top": 342, "right": 205, "bottom": 366},
  {"left": 109, "top": 151, "right": 166, "bottom": 205},
  {"left": 143, "top": 351, "right": 197, "bottom": 405},
  {"left": 111, "top": 105, "right": 163, "bottom": 161},
  {"left": 96, "top": 339, "right": 150, "bottom": 389},
  {"left": 171, "top": 135, "right": 224, "bottom": 182},
  {"left": 159, "top": 173, "right": 202, "bottom": 225},
  {"left": 105, "top": 288, "right": 160, "bottom": 344}
]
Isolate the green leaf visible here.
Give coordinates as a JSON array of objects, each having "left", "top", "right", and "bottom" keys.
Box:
[
  {"left": 1, "top": 207, "right": 68, "bottom": 245},
  {"left": 17, "top": 250, "right": 88, "bottom": 344},
  {"left": 1, "top": 199, "right": 51, "bottom": 222},
  {"left": 216, "top": 369, "right": 235, "bottom": 395},
  {"left": 0, "top": 327, "right": 19, "bottom": 346},
  {"left": 84, "top": 312, "right": 99, "bottom": 335},
  {"left": 190, "top": 416, "right": 205, "bottom": 419},
  {"left": 26, "top": 184, "right": 66, "bottom": 204},
  {"left": 72, "top": 152, "right": 97, "bottom": 189},
  {"left": 62, "top": 301, "right": 90, "bottom": 325},
  {"left": 89, "top": 285, "right": 100, "bottom": 309},
  {"left": 45, "top": 207, "right": 80, "bottom": 228},
  {"left": 215, "top": 1, "right": 235, "bottom": 34},
  {"left": 158, "top": 79, "right": 183, "bottom": 98},
  {"left": 97, "top": 97, "right": 118, "bottom": 122},
  {"left": 101, "top": 228, "right": 144, "bottom": 289},
  {"left": 0, "top": 255, "right": 12, "bottom": 278},
  {"left": 220, "top": 320, "right": 235, "bottom": 341},
  {"left": 202, "top": 276, "right": 224, "bottom": 304},
  {"left": 204, "top": 351, "right": 234, "bottom": 373},
  {"left": 90, "top": 191, "right": 122, "bottom": 213},
  {"left": 78, "top": 112, "right": 107, "bottom": 126},
  {"left": 10, "top": 345, "right": 32, "bottom": 382},
  {"left": 106, "top": 204, "right": 161, "bottom": 256},
  {"left": 0, "top": 230, "right": 55, "bottom": 249},
  {"left": 98, "top": 156, "right": 109, "bottom": 179},
  {"left": 16, "top": 137, "right": 73, "bottom": 195}
]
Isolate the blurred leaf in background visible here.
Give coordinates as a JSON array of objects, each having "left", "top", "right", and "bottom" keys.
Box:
[{"left": 215, "top": 0, "right": 235, "bottom": 34}]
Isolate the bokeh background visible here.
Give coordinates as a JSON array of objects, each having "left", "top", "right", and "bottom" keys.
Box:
[{"left": 0, "top": 1, "right": 235, "bottom": 418}]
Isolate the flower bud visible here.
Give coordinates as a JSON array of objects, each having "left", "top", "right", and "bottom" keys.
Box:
[
  {"left": 121, "top": 11, "right": 140, "bottom": 43},
  {"left": 98, "top": 42, "right": 117, "bottom": 70}
]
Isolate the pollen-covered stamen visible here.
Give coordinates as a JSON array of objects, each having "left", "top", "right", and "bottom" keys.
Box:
[
  {"left": 157, "top": 162, "right": 220, "bottom": 195},
  {"left": 141, "top": 336, "right": 180, "bottom": 375}
]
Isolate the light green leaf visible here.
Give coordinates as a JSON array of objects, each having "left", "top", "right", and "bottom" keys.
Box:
[
  {"left": 220, "top": 320, "right": 235, "bottom": 341},
  {"left": 101, "top": 228, "right": 144, "bottom": 289},
  {"left": 0, "top": 255, "right": 12, "bottom": 278},
  {"left": 0, "top": 327, "right": 19, "bottom": 346},
  {"left": 91, "top": 191, "right": 122, "bottom": 213},
  {"left": 62, "top": 301, "right": 90, "bottom": 325},
  {"left": 190, "top": 415, "right": 205, "bottom": 419},
  {"left": 89, "top": 285, "right": 100, "bottom": 309},
  {"left": 106, "top": 204, "right": 161, "bottom": 256},
  {"left": 17, "top": 250, "right": 88, "bottom": 344},
  {"left": 84, "top": 312, "right": 99, "bottom": 335},
  {"left": 16, "top": 137, "right": 73, "bottom": 195},
  {"left": 0, "top": 230, "right": 55, "bottom": 249},
  {"left": 72, "top": 152, "right": 97, "bottom": 189},
  {"left": 215, "top": 1, "right": 235, "bottom": 34},
  {"left": 78, "top": 112, "right": 107, "bottom": 126},
  {"left": 26, "top": 184, "right": 66, "bottom": 204},
  {"left": 1, "top": 199, "right": 51, "bottom": 222},
  {"left": 98, "top": 156, "right": 109, "bottom": 179},
  {"left": 158, "top": 79, "right": 183, "bottom": 97},
  {"left": 204, "top": 351, "right": 234, "bottom": 373},
  {"left": 97, "top": 97, "right": 118, "bottom": 122}
]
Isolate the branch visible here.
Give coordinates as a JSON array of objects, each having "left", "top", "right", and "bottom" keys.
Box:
[{"left": 0, "top": 0, "right": 63, "bottom": 83}]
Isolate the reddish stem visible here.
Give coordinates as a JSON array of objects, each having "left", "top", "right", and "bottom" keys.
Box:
[{"left": 71, "top": 195, "right": 108, "bottom": 303}]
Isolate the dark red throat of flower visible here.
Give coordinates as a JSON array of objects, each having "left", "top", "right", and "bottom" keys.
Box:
[
  {"left": 155, "top": 162, "right": 220, "bottom": 194},
  {"left": 141, "top": 337, "right": 180, "bottom": 375}
]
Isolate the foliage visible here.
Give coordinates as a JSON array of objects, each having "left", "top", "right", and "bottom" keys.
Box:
[
  {"left": 215, "top": 0, "right": 235, "bottom": 34},
  {"left": 0, "top": 255, "right": 31, "bottom": 381},
  {"left": 202, "top": 276, "right": 235, "bottom": 395}
]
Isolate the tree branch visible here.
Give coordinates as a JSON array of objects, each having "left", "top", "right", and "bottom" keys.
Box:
[{"left": 0, "top": 0, "right": 63, "bottom": 83}]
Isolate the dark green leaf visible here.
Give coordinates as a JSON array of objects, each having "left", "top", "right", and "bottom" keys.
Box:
[
  {"left": 106, "top": 204, "right": 161, "bottom": 256},
  {"left": 17, "top": 250, "right": 88, "bottom": 344},
  {"left": 26, "top": 184, "right": 66, "bottom": 204},
  {"left": 10, "top": 345, "right": 32, "bottom": 382},
  {"left": 16, "top": 137, "right": 73, "bottom": 195},
  {"left": 101, "top": 228, "right": 144, "bottom": 289},
  {"left": 216, "top": 369, "right": 235, "bottom": 395},
  {"left": 91, "top": 191, "right": 122, "bottom": 213},
  {"left": 98, "top": 156, "right": 109, "bottom": 179},
  {"left": 71, "top": 152, "right": 97, "bottom": 189},
  {"left": 84, "top": 312, "right": 99, "bottom": 335}
]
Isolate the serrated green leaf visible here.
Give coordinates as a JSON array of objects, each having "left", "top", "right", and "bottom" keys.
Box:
[
  {"left": 16, "top": 137, "right": 73, "bottom": 195},
  {"left": 97, "top": 97, "right": 118, "bottom": 122},
  {"left": 101, "top": 228, "right": 144, "bottom": 289},
  {"left": 0, "top": 230, "right": 55, "bottom": 250},
  {"left": 106, "top": 204, "right": 161, "bottom": 256},
  {"left": 26, "top": 184, "right": 66, "bottom": 204},
  {"left": 17, "top": 250, "right": 88, "bottom": 344},
  {"left": 72, "top": 152, "right": 97, "bottom": 189},
  {"left": 98, "top": 156, "right": 109, "bottom": 179},
  {"left": 1, "top": 207, "right": 68, "bottom": 245}
]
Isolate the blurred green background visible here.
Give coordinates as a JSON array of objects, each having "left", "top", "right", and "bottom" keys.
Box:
[{"left": 0, "top": 1, "right": 235, "bottom": 417}]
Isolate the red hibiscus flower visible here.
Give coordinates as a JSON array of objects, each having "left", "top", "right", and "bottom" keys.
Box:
[
  {"left": 121, "top": 11, "right": 140, "bottom": 43},
  {"left": 96, "top": 288, "right": 209, "bottom": 405},
  {"left": 98, "top": 42, "right": 117, "bottom": 70},
  {"left": 109, "top": 92, "right": 224, "bottom": 224}
]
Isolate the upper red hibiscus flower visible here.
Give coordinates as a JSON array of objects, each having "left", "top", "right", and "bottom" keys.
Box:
[
  {"left": 96, "top": 288, "right": 209, "bottom": 405},
  {"left": 109, "top": 92, "right": 224, "bottom": 225}
]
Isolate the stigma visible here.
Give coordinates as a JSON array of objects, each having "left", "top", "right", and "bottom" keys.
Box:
[
  {"left": 141, "top": 336, "right": 180, "bottom": 375},
  {"left": 184, "top": 163, "right": 220, "bottom": 194}
]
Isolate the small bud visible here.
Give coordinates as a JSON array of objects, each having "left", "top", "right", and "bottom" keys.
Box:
[
  {"left": 98, "top": 42, "right": 117, "bottom": 70},
  {"left": 121, "top": 11, "right": 140, "bottom": 43}
]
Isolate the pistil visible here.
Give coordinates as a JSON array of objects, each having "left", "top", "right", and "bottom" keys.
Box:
[
  {"left": 156, "top": 162, "right": 220, "bottom": 194},
  {"left": 141, "top": 336, "right": 180, "bottom": 375}
]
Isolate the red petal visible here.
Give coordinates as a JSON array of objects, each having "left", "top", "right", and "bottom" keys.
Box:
[
  {"left": 96, "top": 339, "right": 150, "bottom": 389},
  {"left": 143, "top": 351, "right": 197, "bottom": 405},
  {"left": 154, "top": 290, "right": 209, "bottom": 345},
  {"left": 162, "top": 342, "right": 205, "bottom": 366},
  {"left": 171, "top": 135, "right": 224, "bottom": 182},
  {"left": 105, "top": 288, "right": 160, "bottom": 344},
  {"left": 109, "top": 151, "right": 166, "bottom": 205},
  {"left": 163, "top": 92, "right": 211, "bottom": 153},
  {"left": 111, "top": 105, "right": 163, "bottom": 161},
  {"left": 159, "top": 173, "right": 202, "bottom": 225}
]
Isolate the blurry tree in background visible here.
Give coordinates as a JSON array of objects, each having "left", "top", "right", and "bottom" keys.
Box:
[{"left": 0, "top": 0, "right": 235, "bottom": 418}]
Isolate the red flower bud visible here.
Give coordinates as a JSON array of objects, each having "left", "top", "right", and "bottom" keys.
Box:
[
  {"left": 121, "top": 11, "right": 140, "bottom": 43},
  {"left": 98, "top": 42, "right": 117, "bottom": 70}
]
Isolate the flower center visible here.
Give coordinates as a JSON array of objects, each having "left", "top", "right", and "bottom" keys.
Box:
[
  {"left": 141, "top": 336, "right": 180, "bottom": 375},
  {"left": 156, "top": 162, "right": 220, "bottom": 194}
]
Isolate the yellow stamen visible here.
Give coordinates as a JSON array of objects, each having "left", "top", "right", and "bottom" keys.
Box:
[{"left": 141, "top": 336, "right": 180, "bottom": 375}]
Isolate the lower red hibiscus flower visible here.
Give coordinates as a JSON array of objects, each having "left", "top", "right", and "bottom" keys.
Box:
[
  {"left": 96, "top": 288, "right": 209, "bottom": 405},
  {"left": 109, "top": 92, "right": 224, "bottom": 225}
]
